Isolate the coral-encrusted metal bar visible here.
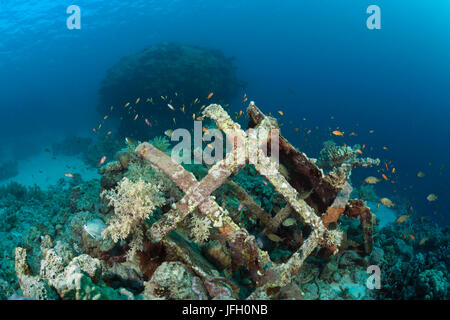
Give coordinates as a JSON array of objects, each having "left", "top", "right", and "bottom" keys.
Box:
[{"left": 135, "top": 142, "right": 271, "bottom": 267}]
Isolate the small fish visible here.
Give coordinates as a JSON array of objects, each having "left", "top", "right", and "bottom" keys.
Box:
[
  {"left": 332, "top": 130, "right": 344, "bottom": 136},
  {"left": 180, "top": 105, "right": 185, "bottom": 113},
  {"left": 426, "top": 194, "right": 438, "bottom": 201},
  {"left": 356, "top": 149, "right": 363, "bottom": 154},
  {"left": 419, "top": 237, "right": 428, "bottom": 246},
  {"left": 200, "top": 105, "right": 206, "bottom": 111},
  {"left": 193, "top": 113, "right": 196, "bottom": 120},
  {"left": 167, "top": 104, "right": 175, "bottom": 111},
  {"left": 364, "top": 176, "right": 380, "bottom": 184},
  {"left": 206, "top": 143, "right": 213, "bottom": 149},
  {"left": 376, "top": 203, "right": 380, "bottom": 209},
  {"left": 65, "top": 173, "right": 74, "bottom": 178},
  {"left": 267, "top": 234, "right": 284, "bottom": 242},
  {"left": 237, "top": 110, "right": 243, "bottom": 118},
  {"left": 238, "top": 203, "right": 244, "bottom": 211},
  {"left": 207, "top": 92, "right": 214, "bottom": 99},
  {"left": 173, "top": 117, "right": 176, "bottom": 124},
  {"left": 98, "top": 124, "right": 102, "bottom": 129},
  {"left": 107, "top": 131, "right": 112, "bottom": 135},
  {"left": 395, "top": 215, "right": 410, "bottom": 223},
  {"left": 382, "top": 174, "right": 389, "bottom": 181},
  {"left": 135, "top": 98, "right": 140, "bottom": 104},
  {"left": 307, "top": 129, "right": 311, "bottom": 134},
  {"left": 392, "top": 168, "right": 396, "bottom": 174},
  {"left": 164, "top": 130, "right": 173, "bottom": 138},
  {"left": 104, "top": 115, "right": 109, "bottom": 120},
  {"left": 145, "top": 118, "right": 152, "bottom": 127},
  {"left": 196, "top": 116, "right": 204, "bottom": 121},
  {"left": 369, "top": 129, "right": 375, "bottom": 134},
  {"left": 44, "top": 148, "right": 50, "bottom": 153},
  {"left": 409, "top": 234, "right": 415, "bottom": 240},
  {"left": 141, "top": 149, "right": 148, "bottom": 156},
  {"left": 194, "top": 98, "right": 199, "bottom": 104},
  {"left": 125, "top": 137, "right": 136, "bottom": 145},
  {"left": 417, "top": 171, "right": 426, "bottom": 178},
  {"left": 92, "top": 128, "right": 97, "bottom": 133},
  {"left": 242, "top": 97, "right": 248, "bottom": 103},
  {"left": 278, "top": 110, "right": 284, "bottom": 116},
  {"left": 98, "top": 156, "right": 106, "bottom": 167},
  {"left": 383, "top": 146, "right": 388, "bottom": 150},
  {"left": 362, "top": 144, "right": 366, "bottom": 150},
  {"left": 124, "top": 102, "right": 130, "bottom": 107},
  {"left": 202, "top": 127, "right": 210, "bottom": 134},
  {"left": 110, "top": 106, "right": 114, "bottom": 111},
  {"left": 380, "top": 197, "right": 394, "bottom": 207},
  {"left": 282, "top": 218, "right": 296, "bottom": 227},
  {"left": 134, "top": 114, "right": 139, "bottom": 121}
]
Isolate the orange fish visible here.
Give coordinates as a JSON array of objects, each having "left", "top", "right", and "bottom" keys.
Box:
[
  {"left": 382, "top": 174, "right": 389, "bottom": 181},
  {"left": 384, "top": 161, "right": 389, "bottom": 171},
  {"left": 362, "top": 144, "right": 366, "bottom": 150},
  {"left": 207, "top": 92, "right": 214, "bottom": 99},
  {"left": 409, "top": 234, "right": 415, "bottom": 240},
  {"left": 98, "top": 156, "right": 106, "bottom": 167},
  {"left": 202, "top": 127, "right": 210, "bottom": 134},
  {"left": 332, "top": 130, "right": 344, "bottom": 136},
  {"left": 278, "top": 110, "right": 284, "bottom": 116},
  {"left": 356, "top": 149, "right": 363, "bottom": 154},
  {"left": 141, "top": 149, "right": 148, "bottom": 156}
]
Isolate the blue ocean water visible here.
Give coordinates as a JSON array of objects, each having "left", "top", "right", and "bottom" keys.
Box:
[
  {"left": 1, "top": 0, "right": 447, "bottom": 223},
  {"left": 0, "top": 1, "right": 448, "bottom": 300}
]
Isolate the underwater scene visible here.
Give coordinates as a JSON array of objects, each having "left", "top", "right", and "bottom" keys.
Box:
[{"left": 0, "top": 1, "right": 448, "bottom": 301}]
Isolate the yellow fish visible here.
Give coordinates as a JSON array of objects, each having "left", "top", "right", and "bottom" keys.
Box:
[
  {"left": 164, "top": 130, "right": 173, "bottom": 138},
  {"left": 104, "top": 115, "right": 108, "bottom": 120},
  {"left": 364, "top": 176, "right": 380, "bottom": 184},
  {"left": 419, "top": 238, "right": 428, "bottom": 246},
  {"left": 282, "top": 218, "right": 296, "bottom": 227},
  {"left": 193, "top": 113, "right": 196, "bottom": 120},
  {"left": 395, "top": 215, "right": 409, "bottom": 223},
  {"left": 134, "top": 114, "right": 139, "bottom": 121},
  {"left": 380, "top": 197, "right": 395, "bottom": 207},
  {"left": 426, "top": 194, "right": 437, "bottom": 201},
  {"left": 124, "top": 102, "right": 130, "bottom": 107},
  {"left": 417, "top": 171, "right": 425, "bottom": 178},
  {"left": 135, "top": 98, "right": 140, "bottom": 104},
  {"left": 267, "top": 234, "right": 284, "bottom": 242},
  {"left": 207, "top": 92, "right": 214, "bottom": 99},
  {"left": 278, "top": 110, "right": 284, "bottom": 116}
]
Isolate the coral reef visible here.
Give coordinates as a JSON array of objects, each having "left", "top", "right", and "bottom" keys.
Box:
[
  {"left": 98, "top": 42, "right": 243, "bottom": 138},
  {"left": 0, "top": 103, "right": 447, "bottom": 301}
]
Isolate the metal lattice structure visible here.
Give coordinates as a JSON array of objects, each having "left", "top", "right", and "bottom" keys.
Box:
[{"left": 136, "top": 103, "right": 345, "bottom": 299}]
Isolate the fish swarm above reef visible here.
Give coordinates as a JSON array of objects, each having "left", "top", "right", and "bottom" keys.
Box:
[{"left": 98, "top": 42, "right": 243, "bottom": 138}]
